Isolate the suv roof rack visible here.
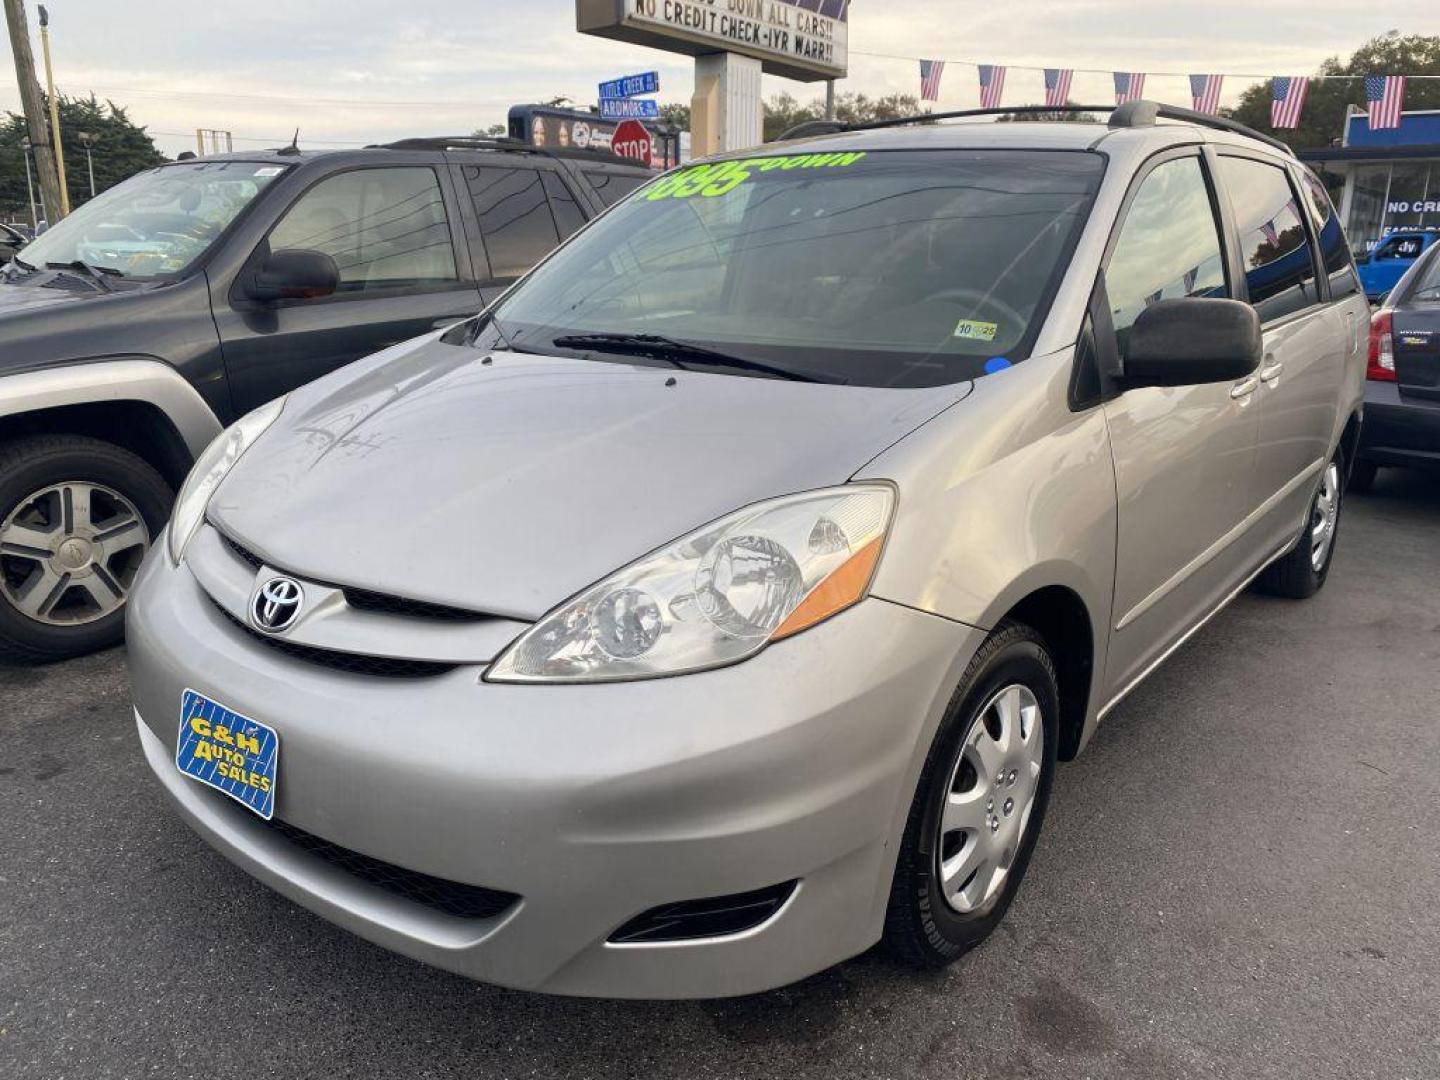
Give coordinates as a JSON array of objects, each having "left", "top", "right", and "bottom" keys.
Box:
[
  {"left": 366, "top": 135, "right": 643, "bottom": 167},
  {"left": 776, "top": 100, "right": 1293, "bottom": 156}
]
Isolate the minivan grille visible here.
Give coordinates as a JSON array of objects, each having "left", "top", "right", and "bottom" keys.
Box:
[
  {"left": 263, "top": 817, "right": 520, "bottom": 920},
  {"left": 215, "top": 604, "right": 457, "bottom": 679},
  {"left": 218, "top": 531, "right": 487, "bottom": 622}
]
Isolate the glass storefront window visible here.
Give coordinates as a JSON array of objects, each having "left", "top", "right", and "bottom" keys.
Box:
[
  {"left": 1347, "top": 164, "right": 1391, "bottom": 252},
  {"left": 1386, "top": 162, "right": 1433, "bottom": 232}
]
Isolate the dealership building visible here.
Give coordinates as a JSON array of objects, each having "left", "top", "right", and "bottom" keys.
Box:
[{"left": 1301, "top": 109, "right": 1440, "bottom": 252}]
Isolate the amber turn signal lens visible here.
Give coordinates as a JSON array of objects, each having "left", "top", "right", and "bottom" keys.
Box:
[{"left": 770, "top": 536, "right": 885, "bottom": 642}]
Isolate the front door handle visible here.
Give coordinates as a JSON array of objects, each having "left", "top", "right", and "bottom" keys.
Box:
[
  {"left": 1259, "top": 361, "right": 1284, "bottom": 382},
  {"left": 1230, "top": 376, "right": 1259, "bottom": 399}
]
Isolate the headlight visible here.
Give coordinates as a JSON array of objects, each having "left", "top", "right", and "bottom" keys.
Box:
[
  {"left": 166, "top": 396, "right": 287, "bottom": 566},
  {"left": 486, "top": 484, "right": 894, "bottom": 683}
]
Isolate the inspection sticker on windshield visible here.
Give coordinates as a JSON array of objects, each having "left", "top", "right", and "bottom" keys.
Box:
[
  {"left": 175, "top": 689, "right": 278, "bottom": 820},
  {"left": 953, "top": 319, "right": 999, "bottom": 342}
]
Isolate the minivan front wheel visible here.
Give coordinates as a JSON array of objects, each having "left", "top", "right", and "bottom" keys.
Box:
[
  {"left": 0, "top": 435, "right": 172, "bottom": 663},
  {"left": 884, "top": 621, "right": 1059, "bottom": 967}
]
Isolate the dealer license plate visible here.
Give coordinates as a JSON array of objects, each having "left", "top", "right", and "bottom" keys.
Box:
[{"left": 175, "top": 689, "right": 279, "bottom": 820}]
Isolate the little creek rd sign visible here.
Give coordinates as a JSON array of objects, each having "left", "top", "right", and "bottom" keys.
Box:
[{"left": 577, "top": 0, "right": 849, "bottom": 83}]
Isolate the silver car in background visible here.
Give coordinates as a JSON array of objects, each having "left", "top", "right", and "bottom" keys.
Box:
[{"left": 128, "top": 102, "right": 1366, "bottom": 999}]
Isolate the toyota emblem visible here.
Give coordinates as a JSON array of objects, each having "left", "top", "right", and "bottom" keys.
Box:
[{"left": 250, "top": 576, "right": 304, "bottom": 633}]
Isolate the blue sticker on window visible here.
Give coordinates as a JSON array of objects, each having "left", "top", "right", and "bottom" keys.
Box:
[{"left": 984, "top": 356, "right": 1012, "bottom": 374}]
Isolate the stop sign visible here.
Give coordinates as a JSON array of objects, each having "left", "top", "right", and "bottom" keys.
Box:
[{"left": 610, "top": 119, "right": 653, "bottom": 168}]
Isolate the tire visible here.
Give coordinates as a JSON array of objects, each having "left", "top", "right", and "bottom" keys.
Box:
[
  {"left": 883, "top": 621, "right": 1060, "bottom": 968},
  {"left": 1256, "top": 446, "right": 1344, "bottom": 600},
  {"left": 1348, "top": 459, "right": 1378, "bottom": 494},
  {"left": 0, "top": 435, "right": 173, "bottom": 663}
]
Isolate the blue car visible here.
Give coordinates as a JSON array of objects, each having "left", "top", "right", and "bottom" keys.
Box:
[{"left": 1357, "top": 231, "right": 1437, "bottom": 302}]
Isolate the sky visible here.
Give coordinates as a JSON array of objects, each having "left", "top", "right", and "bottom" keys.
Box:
[{"left": 0, "top": 0, "right": 1431, "bottom": 158}]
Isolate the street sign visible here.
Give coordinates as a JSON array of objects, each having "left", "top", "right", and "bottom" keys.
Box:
[
  {"left": 599, "top": 71, "right": 660, "bottom": 100},
  {"left": 610, "top": 119, "right": 653, "bottom": 168},
  {"left": 599, "top": 98, "right": 661, "bottom": 120}
]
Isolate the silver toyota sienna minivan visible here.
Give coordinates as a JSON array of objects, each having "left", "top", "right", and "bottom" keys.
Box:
[{"left": 127, "top": 101, "right": 1367, "bottom": 999}]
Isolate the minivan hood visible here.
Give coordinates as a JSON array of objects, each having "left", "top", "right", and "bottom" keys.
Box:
[{"left": 210, "top": 336, "right": 969, "bottom": 620}]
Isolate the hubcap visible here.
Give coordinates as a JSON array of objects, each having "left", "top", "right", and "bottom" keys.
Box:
[
  {"left": 0, "top": 482, "right": 150, "bottom": 626},
  {"left": 937, "top": 684, "right": 1045, "bottom": 914},
  {"left": 1310, "top": 462, "right": 1340, "bottom": 572}
]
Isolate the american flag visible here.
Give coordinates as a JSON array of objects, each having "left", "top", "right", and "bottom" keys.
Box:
[
  {"left": 1260, "top": 220, "right": 1281, "bottom": 247},
  {"left": 1044, "top": 68, "right": 1073, "bottom": 109},
  {"left": 920, "top": 59, "right": 946, "bottom": 103},
  {"left": 1183, "top": 266, "right": 1199, "bottom": 294},
  {"left": 1365, "top": 74, "right": 1406, "bottom": 130},
  {"left": 1144, "top": 288, "right": 1164, "bottom": 308},
  {"left": 978, "top": 65, "right": 1006, "bottom": 109},
  {"left": 1189, "top": 74, "right": 1223, "bottom": 116},
  {"left": 1270, "top": 76, "right": 1308, "bottom": 129},
  {"left": 1114, "top": 72, "right": 1145, "bottom": 104}
]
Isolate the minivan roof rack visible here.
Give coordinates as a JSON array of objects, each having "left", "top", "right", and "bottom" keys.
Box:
[
  {"left": 775, "top": 100, "right": 1293, "bottom": 156},
  {"left": 366, "top": 135, "right": 642, "bottom": 167}
]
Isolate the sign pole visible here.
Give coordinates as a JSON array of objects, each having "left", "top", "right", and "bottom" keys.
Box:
[{"left": 692, "top": 53, "right": 763, "bottom": 156}]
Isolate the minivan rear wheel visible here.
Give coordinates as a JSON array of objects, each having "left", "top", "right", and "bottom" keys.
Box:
[
  {"left": 0, "top": 435, "right": 172, "bottom": 663},
  {"left": 883, "top": 621, "right": 1059, "bottom": 967}
]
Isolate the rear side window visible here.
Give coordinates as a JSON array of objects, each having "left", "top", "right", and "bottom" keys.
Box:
[
  {"left": 582, "top": 170, "right": 647, "bottom": 207},
  {"left": 541, "top": 172, "right": 586, "bottom": 239},
  {"left": 1298, "top": 170, "right": 1360, "bottom": 299},
  {"left": 268, "top": 167, "right": 458, "bottom": 294},
  {"left": 1219, "top": 157, "right": 1319, "bottom": 322},
  {"left": 1105, "top": 156, "right": 1228, "bottom": 353},
  {"left": 462, "top": 165, "right": 561, "bottom": 280}
]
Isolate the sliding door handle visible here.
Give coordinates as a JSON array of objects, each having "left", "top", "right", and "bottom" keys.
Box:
[{"left": 1230, "top": 376, "right": 1259, "bottom": 399}]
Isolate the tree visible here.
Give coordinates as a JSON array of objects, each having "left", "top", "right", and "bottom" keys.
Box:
[
  {"left": 1227, "top": 32, "right": 1440, "bottom": 150},
  {"left": 998, "top": 104, "right": 1101, "bottom": 123},
  {"left": 0, "top": 93, "right": 164, "bottom": 217},
  {"left": 657, "top": 102, "right": 691, "bottom": 132},
  {"left": 760, "top": 91, "right": 922, "bottom": 141}
]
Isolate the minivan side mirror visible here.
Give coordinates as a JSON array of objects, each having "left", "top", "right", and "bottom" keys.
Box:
[
  {"left": 243, "top": 249, "right": 340, "bottom": 303},
  {"left": 1123, "top": 298, "right": 1262, "bottom": 388}
]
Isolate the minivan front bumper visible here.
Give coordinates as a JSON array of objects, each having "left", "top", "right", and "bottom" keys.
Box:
[{"left": 127, "top": 549, "right": 981, "bottom": 998}]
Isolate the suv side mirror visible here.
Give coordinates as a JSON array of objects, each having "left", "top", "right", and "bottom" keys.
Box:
[
  {"left": 244, "top": 249, "right": 340, "bottom": 303},
  {"left": 1123, "top": 298, "right": 1261, "bottom": 388}
]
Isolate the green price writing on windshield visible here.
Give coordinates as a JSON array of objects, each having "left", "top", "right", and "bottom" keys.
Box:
[{"left": 645, "top": 152, "right": 869, "bottom": 202}]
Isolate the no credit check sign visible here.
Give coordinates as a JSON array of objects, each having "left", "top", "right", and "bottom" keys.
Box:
[
  {"left": 599, "top": 71, "right": 660, "bottom": 100},
  {"left": 600, "top": 98, "right": 660, "bottom": 120}
]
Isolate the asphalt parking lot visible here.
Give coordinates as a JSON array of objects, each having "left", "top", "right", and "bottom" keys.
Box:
[{"left": 2, "top": 472, "right": 1438, "bottom": 1080}]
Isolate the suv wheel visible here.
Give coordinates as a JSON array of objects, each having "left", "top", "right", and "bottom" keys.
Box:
[
  {"left": 883, "top": 621, "right": 1059, "bottom": 967},
  {"left": 1256, "top": 447, "right": 1344, "bottom": 600},
  {"left": 0, "top": 435, "right": 173, "bottom": 663}
]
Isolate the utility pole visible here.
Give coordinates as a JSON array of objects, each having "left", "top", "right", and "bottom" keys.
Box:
[
  {"left": 37, "top": 4, "right": 69, "bottom": 216},
  {"left": 3, "top": 0, "right": 64, "bottom": 223}
]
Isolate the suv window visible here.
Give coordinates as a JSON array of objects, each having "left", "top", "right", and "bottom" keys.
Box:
[
  {"left": 269, "top": 167, "right": 457, "bottom": 294},
  {"left": 1298, "top": 169, "right": 1360, "bottom": 299},
  {"left": 582, "top": 170, "right": 648, "bottom": 208},
  {"left": 1105, "top": 156, "right": 1228, "bottom": 352},
  {"left": 461, "top": 165, "right": 562, "bottom": 281},
  {"left": 541, "top": 172, "right": 586, "bottom": 239},
  {"left": 1219, "top": 156, "right": 1318, "bottom": 322},
  {"left": 1376, "top": 234, "right": 1424, "bottom": 260}
]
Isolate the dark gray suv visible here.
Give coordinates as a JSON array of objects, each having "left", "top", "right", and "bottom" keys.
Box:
[{"left": 0, "top": 138, "right": 650, "bottom": 661}]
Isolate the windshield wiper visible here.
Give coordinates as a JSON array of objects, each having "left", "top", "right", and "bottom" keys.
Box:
[
  {"left": 46, "top": 260, "right": 123, "bottom": 292},
  {"left": 548, "top": 332, "right": 840, "bottom": 384}
]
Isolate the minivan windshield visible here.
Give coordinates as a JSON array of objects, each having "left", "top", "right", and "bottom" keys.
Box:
[
  {"left": 17, "top": 161, "right": 286, "bottom": 280},
  {"left": 490, "top": 149, "right": 1105, "bottom": 387}
]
